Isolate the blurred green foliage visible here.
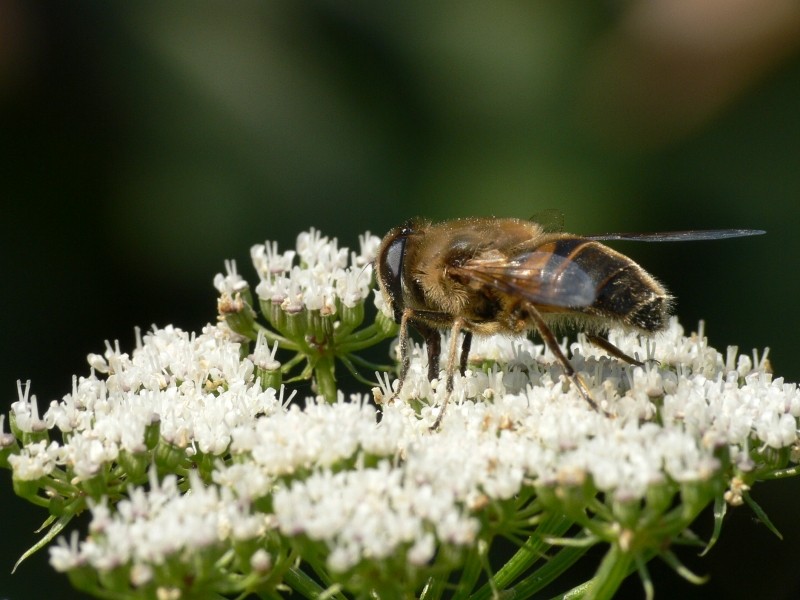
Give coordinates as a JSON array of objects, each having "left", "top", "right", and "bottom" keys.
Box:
[{"left": 2, "top": 3, "right": 799, "bottom": 598}]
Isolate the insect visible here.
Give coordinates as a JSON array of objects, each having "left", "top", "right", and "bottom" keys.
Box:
[{"left": 375, "top": 216, "right": 764, "bottom": 428}]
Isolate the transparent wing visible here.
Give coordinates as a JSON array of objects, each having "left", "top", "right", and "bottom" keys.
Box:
[
  {"left": 585, "top": 229, "right": 765, "bottom": 242},
  {"left": 449, "top": 250, "right": 596, "bottom": 308}
]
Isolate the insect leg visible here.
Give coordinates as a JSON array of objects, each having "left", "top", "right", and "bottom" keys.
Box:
[
  {"left": 523, "top": 302, "right": 600, "bottom": 412},
  {"left": 412, "top": 321, "right": 442, "bottom": 381},
  {"left": 460, "top": 331, "right": 473, "bottom": 376},
  {"left": 430, "top": 318, "right": 465, "bottom": 430},
  {"left": 390, "top": 309, "right": 413, "bottom": 400},
  {"left": 586, "top": 334, "right": 643, "bottom": 366}
]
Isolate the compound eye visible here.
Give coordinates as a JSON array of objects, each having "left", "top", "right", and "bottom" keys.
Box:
[{"left": 379, "top": 234, "right": 407, "bottom": 323}]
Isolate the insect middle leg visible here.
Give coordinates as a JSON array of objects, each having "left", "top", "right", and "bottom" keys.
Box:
[
  {"left": 459, "top": 331, "right": 473, "bottom": 376},
  {"left": 409, "top": 320, "right": 442, "bottom": 381},
  {"left": 409, "top": 314, "right": 472, "bottom": 381}
]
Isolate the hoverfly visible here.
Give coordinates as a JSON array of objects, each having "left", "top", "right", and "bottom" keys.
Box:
[{"left": 375, "top": 217, "right": 764, "bottom": 428}]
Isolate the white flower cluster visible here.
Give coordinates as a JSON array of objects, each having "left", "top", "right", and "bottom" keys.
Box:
[
  {"left": 9, "top": 325, "right": 282, "bottom": 481},
  {"left": 250, "top": 229, "right": 381, "bottom": 312},
  {"left": 49, "top": 469, "right": 267, "bottom": 578},
  {"left": 10, "top": 317, "right": 794, "bottom": 580}
]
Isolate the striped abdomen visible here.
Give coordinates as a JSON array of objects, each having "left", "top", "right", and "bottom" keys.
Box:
[{"left": 532, "top": 237, "right": 671, "bottom": 332}]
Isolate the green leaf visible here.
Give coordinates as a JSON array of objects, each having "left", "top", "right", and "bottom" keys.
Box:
[
  {"left": 699, "top": 493, "right": 727, "bottom": 556},
  {"left": 742, "top": 490, "right": 783, "bottom": 540},
  {"left": 12, "top": 513, "right": 73, "bottom": 573}
]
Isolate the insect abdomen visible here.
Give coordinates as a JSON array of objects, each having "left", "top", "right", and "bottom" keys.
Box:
[{"left": 544, "top": 237, "right": 670, "bottom": 332}]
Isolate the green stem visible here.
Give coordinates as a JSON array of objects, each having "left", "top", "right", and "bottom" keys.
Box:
[
  {"left": 280, "top": 351, "right": 307, "bottom": 373},
  {"left": 284, "top": 362, "right": 314, "bottom": 384},
  {"left": 505, "top": 543, "right": 595, "bottom": 599},
  {"left": 313, "top": 355, "right": 338, "bottom": 403},
  {"left": 338, "top": 354, "right": 380, "bottom": 387},
  {"left": 761, "top": 464, "right": 800, "bottom": 479},
  {"left": 583, "top": 544, "right": 633, "bottom": 600},
  {"left": 254, "top": 322, "right": 300, "bottom": 351},
  {"left": 470, "top": 512, "right": 574, "bottom": 600},
  {"left": 336, "top": 330, "right": 397, "bottom": 354},
  {"left": 336, "top": 323, "right": 383, "bottom": 343},
  {"left": 451, "top": 541, "right": 485, "bottom": 600},
  {"left": 344, "top": 352, "right": 394, "bottom": 373}
]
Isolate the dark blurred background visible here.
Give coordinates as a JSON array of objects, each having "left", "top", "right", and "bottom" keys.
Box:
[{"left": 2, "top": 2, "right": 799, "bottom": 598}]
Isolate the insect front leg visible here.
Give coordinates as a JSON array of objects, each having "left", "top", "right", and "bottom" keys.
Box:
[
  {"left": 390, "top": 312, "right": 447, "bottom": 400},
  {"left": 389, "top": 308, "right": 414, "bottom": 401},
  {"left": 523, "top": 303, "right": 600, "bottom": 412},
  {"left": 430, "top": 318, "right": 465, "bottom": 430}
]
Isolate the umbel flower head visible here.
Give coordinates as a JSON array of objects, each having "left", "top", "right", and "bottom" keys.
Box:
[
  {"left": 2, "top": 228, "right": 798, "bottom": 600},
  {"left": 214, "top": 229, "right": 397, "bottom": 402}
]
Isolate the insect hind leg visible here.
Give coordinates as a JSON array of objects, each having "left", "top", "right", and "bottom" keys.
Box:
[
  {"left": 586, "top": 334, "right": 644, "bottom": 367},
  {"left": 524, "top": 303, "right": 600, "bottom": 412}
]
